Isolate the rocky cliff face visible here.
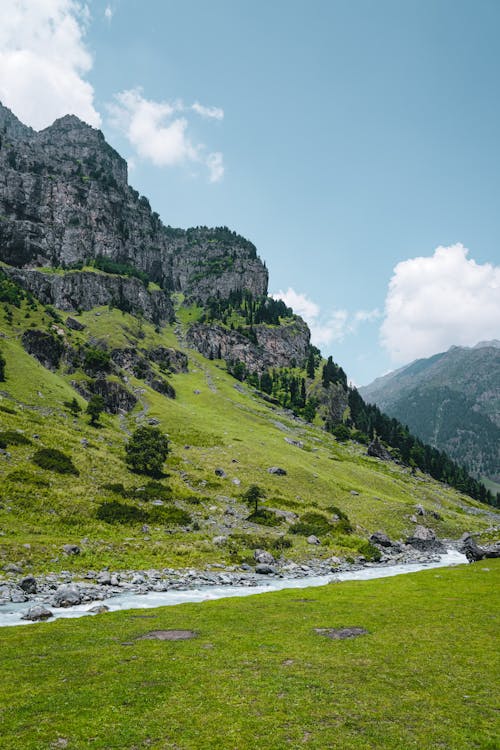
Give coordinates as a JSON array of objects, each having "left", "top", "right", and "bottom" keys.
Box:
[
  {"left": 186, "top": 319, "right": 310, "bottom": 373},
  {"left": 0, "top": 103, "right": 268, "bottom": 301},
  {"left": 2, "top": 266, "right": 172, "bottom": 324}
]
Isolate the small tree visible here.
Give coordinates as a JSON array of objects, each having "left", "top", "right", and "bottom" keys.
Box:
[
  {"left": 243, "top": 484, "right": 266, "bottom": 515},
  {"left": 65, "top": 397, "right": 82, "bottom": 417},
  {"left": 86, "top": 394, "right": 105, "bottom": 426},
  {"left": 125, "top": 426, "right": 169, "bottom": 477}
]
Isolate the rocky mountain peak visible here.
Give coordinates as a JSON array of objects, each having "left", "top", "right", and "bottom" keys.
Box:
[{"left": 0, "top": 101, "right": 34, "bottom": 140}]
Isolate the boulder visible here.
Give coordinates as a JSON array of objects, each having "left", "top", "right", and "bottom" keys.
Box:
[
  {"left": 406, "top": 525, "right": 444, "bottom": 552},
  {"left": 268, "top": 466, "right": 287, "bottom": 476},
  {"left": 307, "top": 535, "right": 320, "bottom": 545},
  {"left": 62, "top": 544, "right": 80, "bottom": 556},
  {"left": 461, "top": 533, "right": 500, "bottom": 563},
  {"left": 254, "top": 549, "right": 275, "bottom": 565},
  {"left": 19, "top": 575, "right": 37, "bottom": 594},
  {"left": 52, "top": 584, "right": 82, "bottom": 608},
  {"left": 22, "top": 604, "right": 53, "bottom": 621},
  {"left": 255, "top": 563, "right": 277, "bottom": 575},
  {"left": 367, "top": 437, "right": 393, "bottom": 461},
  {"left": 369, "top": 531, "right": 393, "bottom": 548},
  {"left": 66, "top": 316, "right": 85, "bottom": 331},
  {"left": 214, "top": 468, "right": 227, "bottom": 478}
]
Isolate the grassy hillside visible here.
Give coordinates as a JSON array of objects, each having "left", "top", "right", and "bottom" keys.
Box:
[
  {"left": 0, "top": 296, "right": 497, "bottom": 575},
  {"left": 1, "top": 560, "right": 498, "bottom": 749}
]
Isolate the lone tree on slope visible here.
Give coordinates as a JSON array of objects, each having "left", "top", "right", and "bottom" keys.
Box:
[{"left": 125, "top": 426, "right": 169, "bottom": 477}]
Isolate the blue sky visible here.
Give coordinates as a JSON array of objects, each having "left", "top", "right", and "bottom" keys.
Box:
[{"left": 1, "top": 1, "right": 499, "bottom": 384}]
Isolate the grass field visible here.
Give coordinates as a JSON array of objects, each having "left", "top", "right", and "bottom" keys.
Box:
[{"left": 0, "top": 560, "right": 498, "bottom": 749}]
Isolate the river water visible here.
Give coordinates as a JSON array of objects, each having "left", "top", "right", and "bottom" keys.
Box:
[{"left": 0, "top": 549, "right": 467, "bottom": 628}]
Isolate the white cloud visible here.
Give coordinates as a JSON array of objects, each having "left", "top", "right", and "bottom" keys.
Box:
[
  {"left": 380, "top": 243, "right": 500, "bottom": 363},
  {"left": 0, "top": 0, "right": 101, "bottom": 129},
  {"left": 108, "top": 88, "right": 224, "bottom": 182},
  {"left": 104, "top": 5, "right": 113, "bottom": 21},
  {"left": 192, "top": 101, "right": 224, "bottom": 120},
  {"left": 272, "top": 287, "right": 379, "bottom": 348}
]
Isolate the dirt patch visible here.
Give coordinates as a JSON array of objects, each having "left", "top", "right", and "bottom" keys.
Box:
[
  {"left": 314, "top": 627, "right": 368, "bottom": 640},
  {"left": 139, "top": 629, "right": 197, "bottom": 641}
]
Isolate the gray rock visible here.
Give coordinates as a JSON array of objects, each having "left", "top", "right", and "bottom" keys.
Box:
[
  {"left": 66, "top": 316, "right": 86, "bottom": 331},
  {"left": 96, "top": 572, "right": 112, "bottom": 585},
  {"left": 268, "top": 466, "right": 287, "bottom": 476},
  {"left": 10, "top": 587, "right": 28, "bottom": 603},
  {"left": 215, "top": 468, "right": 227, "bottom": 478},
  {"left": 88, "top": 604, "right": 109, "bottom": 614},
  {"left": 52, "top": 584, "right": 82, "bottom": 608},
  {"left": 415, "top": 504, "right": 426, "bottom": 516},
  {"left": 369, "top": 531, "right": 393, "bottom": 548},
  {"left": 19, "top": 575, "right": 37, "bottom": 594},
  {"left": 367, "top": 437, "right": 393, "bottom": 461},
  {"left": 254, "top": 549, "right": 275, "bottom": 565},
  {"left": 213, "top": 536, "right": 227, "bottom": 545},
  {"left": 350, "top": 490, "right": 360, "bottom": 496},
  {"left": 255, "top": 563, "right": 277, "bottom": 575},
  {"left": 4, "top": 563, "right": 23, "bottom": 573},
  {"left": 62, "top": 544, "right": 80, "bottom": 556},
  {"left": 406, "top": 525, "right": 444, "bottom": 552},
  {"left": 22, "top": 604, "right": 53, "bottom": 621},
  {"left": 307, "top": 535, "right": 320, "bottom": 545},
  {"left": 232, "top": 478, "right": 241, "bottom": 486}
]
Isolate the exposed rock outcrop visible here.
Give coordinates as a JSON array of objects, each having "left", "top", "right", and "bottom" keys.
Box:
[
  {"left": 3, "top": 266, "right": 173, "bottom": 324},
  {"left": 367, "top": 437, "right": 393, "bottom": 461},
  {"left": 186, "top": 319, "right": 310, "bottom": 373},
  {"left": 22, "top": 329, "right": 64, "bottom": 370},
  {"left": 72, "top": 378, "right": 137, "bottom": 414},
  {"left": 461, "top": 533, "right": 500, "bottom": 562}
]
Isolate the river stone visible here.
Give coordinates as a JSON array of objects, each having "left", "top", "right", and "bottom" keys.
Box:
[
  {"left": 22, "top": 604, "right": 53, "bottom": 621},
  {"left": 88, "top": 604, "right": 109, "bottom": 614},
  {"left": 255, "top": 563, "right": 277, "bottom": 575},
  {"left": 52, "top": 584, "right": 82, "bottom": 608},
  {"left": 254, "top": 549, "right": 275, "bottom": 565},
  {"left": 19, "top": 575, "right": 37, "bottom": 594},
  {"left": 10, "top": 587, "right": 28, "bottom": 603}
]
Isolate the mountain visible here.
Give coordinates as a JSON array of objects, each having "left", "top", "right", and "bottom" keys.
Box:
[
  {"left": 360, "top": 343, "right": 500, "bottom": 484},
  {"left": 0, "top": 103, "right": 497, "bottom": 575}
]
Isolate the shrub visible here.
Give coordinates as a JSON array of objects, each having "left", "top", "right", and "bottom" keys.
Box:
[
  {"left": 32, "top": 448, "right": 79, "bottom": 475},
  {"left": 271, "top": 536, "right": 293, "bottom": 551},
  {"left": 247, "top": 508, "right": 281, "bottom": 527},
  {"left": 83, "top": 347, "right": 111, "bottom": 374},
  {"left": 96, "top": 500, "right": 147, "bottom": 525},
  {"left": 149, "top": 506, "right": 192, "bottom": 526},
  {"left": 289, "top": 511, "right": 334, "bottom": 537},
  {"left": 0, "top": 430, "right": 32, "bottom": 446},
  {"left": 135, "top": 481, "right": 173, "bottom": 502}
]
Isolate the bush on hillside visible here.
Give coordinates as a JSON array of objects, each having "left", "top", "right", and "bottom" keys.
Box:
[
  {"left": 0, "top": 431, "right": 32, "bottom": 446},
  {"left": 32, "top": 448, "right": 79, "bottom": 476}
]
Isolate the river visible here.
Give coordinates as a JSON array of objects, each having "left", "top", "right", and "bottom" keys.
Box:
[{"left": 0, "top": 549, "right": 468, "bottom": 628}]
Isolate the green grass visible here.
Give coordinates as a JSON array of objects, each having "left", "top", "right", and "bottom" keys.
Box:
[
  {"left": 0, "top": 298, "right": 497, "bottom": 574},
  {"left": 0, "top": 561, "right": 498, "bottom": 749}
]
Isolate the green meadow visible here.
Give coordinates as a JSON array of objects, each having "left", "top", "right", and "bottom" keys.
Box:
[{"left": 0, "top": 560, "right": 498, "bottom": 749}]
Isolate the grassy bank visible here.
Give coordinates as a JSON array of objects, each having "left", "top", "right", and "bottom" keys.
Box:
[{"left": 1, "top": 560, "right": 498, "bottom": 749}]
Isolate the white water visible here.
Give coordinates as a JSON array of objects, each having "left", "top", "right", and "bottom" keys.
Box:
[{"left": 0, "top": 549, "right": 467, "bottom": 628}]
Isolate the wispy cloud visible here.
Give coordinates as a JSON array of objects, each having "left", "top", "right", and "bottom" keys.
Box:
[
  {"left": 104, "top": 5, "right": 113, "bottom": 22},
  {"left": 192, "top": 101, "right": 224, "bottom": 120},
  {"left": 381, "top": 243, "right": 500, "bottom": 363},
  {"left": 108, "top": 88, "right": 224, "bottom": 182},
  {"left": 272, "top": 287, "right": 380, "bottom": 348}
]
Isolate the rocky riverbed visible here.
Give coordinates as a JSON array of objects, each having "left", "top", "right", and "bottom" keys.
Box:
[{"left": 0, "top": 537, "right": 470, "bottom": 626}]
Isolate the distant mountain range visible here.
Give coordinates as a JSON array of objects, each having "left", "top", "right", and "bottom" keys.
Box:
[{"left": 360, "top": 342, "right": 500, "bottom": 484}]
